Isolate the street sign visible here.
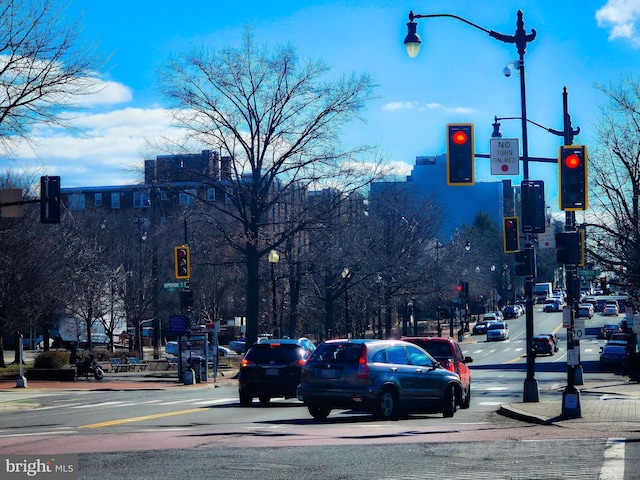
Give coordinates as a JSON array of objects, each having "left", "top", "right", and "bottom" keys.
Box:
[
  {"left": 170, "top": 315, "right": 189, "bottom": 335},
  {"left": 163, "top": 281, "right": 187, "bottom": 291},
  {"left": 490, "top": 138, "right": 520, "bottom": 175},
  {"left": 574, "top": 318, "right": 585, "bottom": 339}
]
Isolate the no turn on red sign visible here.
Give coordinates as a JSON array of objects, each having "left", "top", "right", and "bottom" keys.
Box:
[{"left": 490, "top": 138, "right": 520, "bottom": 175}]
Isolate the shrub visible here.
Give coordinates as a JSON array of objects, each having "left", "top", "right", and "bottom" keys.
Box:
[{"left": 33, "top": 351, "right": 70, "bottom": 369}]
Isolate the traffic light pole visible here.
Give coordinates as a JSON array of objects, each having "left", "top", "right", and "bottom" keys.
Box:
[{"left": 560, "top": 88, "right": 583, "bottom": 418}]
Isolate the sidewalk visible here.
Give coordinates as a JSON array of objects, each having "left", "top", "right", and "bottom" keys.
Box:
[{"left": 498, "top": 377, "right": 640, "bottom": 432}]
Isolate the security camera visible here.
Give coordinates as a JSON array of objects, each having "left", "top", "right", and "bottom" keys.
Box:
[{"left": 503, "top": 65, "right": 512, "bottom": 77}]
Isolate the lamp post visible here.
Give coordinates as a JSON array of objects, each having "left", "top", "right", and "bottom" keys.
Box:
[
  {"left": 405, "top": 9, "right": 539, "bottom": 401},
  {"left": 341, "top": 267, "right": 352, "bottom": 338},
  {"left": 268, "top": 250, "right": 280, "bottom": 338}
]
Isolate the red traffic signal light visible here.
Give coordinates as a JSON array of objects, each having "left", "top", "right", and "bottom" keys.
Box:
[
  {"left": 503, "top": 216, "right": 520, "bottom": 253},
  {"left": 174, "top": 245, "right": 191, "bottom": 279},
  {"left": 446, "top": 123, "right": 475, "bottom": 186},
  {"left": 558, "top": 145, "right": 588, "bottom": 211}
]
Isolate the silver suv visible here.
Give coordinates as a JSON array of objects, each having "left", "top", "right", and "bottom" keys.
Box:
[{"left": 296, "top": 339, "right": 463, "bottom": 420}]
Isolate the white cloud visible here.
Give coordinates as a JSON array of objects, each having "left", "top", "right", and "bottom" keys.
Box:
[
  {"left": 596, "top": 0, "right": 640, "bottom": 46},
  {"left": 382, "top": 101, "right": 473, "bottom": 114},
  {"left": 10, "top": 107, "right": 179, "bottom": 187},
  {"left": 75, "top": 80, "right": 133, "bottom": 106},
  {"left": 382, "top": 101, "right": 416, "bottom": 111}
]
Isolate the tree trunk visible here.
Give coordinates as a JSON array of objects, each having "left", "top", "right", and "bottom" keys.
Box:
[{"left": 245, "top": 243, "right": 260, "bottom": 351}]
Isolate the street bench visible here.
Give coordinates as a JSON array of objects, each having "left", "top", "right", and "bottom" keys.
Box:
[
  {"left": 126, "top": 357, "right": 148, "bottom": 372},
  {"left": 166, "top": 357, "right": 178, "bottom": 370},
  {"left": 109, "top": 358, "right": 128, "bottom": 373}
]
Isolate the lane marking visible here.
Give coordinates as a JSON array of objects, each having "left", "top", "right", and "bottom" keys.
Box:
[
  {"left": 599, "top": 438, "right": 625, "bottom": 480},
  {"left": 78, "top": 407, "right": 204, "bottom": 429}
]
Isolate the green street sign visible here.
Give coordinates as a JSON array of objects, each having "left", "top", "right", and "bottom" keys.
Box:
[{"left": 163, "top": 281, "right": 186, "bottom": 291}]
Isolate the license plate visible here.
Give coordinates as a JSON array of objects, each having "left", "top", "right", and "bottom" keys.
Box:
[
  {"left": 319, "top": 369, "right": 338, "bottom": 379},
  {"left": 266, "top": 368, "right": 279, "bottom": 376}
]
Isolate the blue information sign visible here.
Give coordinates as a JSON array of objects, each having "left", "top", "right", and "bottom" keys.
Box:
[{"left": 170, "top": 315, "right": 189, "bottom": 335}]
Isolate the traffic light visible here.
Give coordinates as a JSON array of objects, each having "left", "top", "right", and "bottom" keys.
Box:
[
  {"left": 503, "top": 216, "right": 520, "bottom": 253},
  {"left": 179, "top": 288, "right": 194, "bottom": 311},
  {"left": 174, "top": 245, "right": 191, "bottom": 279},
  {"left": 559, "top": 145, "right": 588, "bottom": 211},
  {"left": 521, "top": 180, "right": 546, "bottom": 233},
  {"left": 515, "top": 247, "right": 536, "bottom": 277},
  {"left": 555, "top": 231, "right": 581, "bottom": 265},
  {"left": 40, "top": 176, "right": 60, "bottom": 224},
  {"left": 446, "top": 123, "right": 475, "bottom": 186}
]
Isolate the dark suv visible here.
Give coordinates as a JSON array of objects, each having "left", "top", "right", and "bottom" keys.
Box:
[
  {"left": 297, "top": 339, "right": 463, "bottom": 420},
  {"left": 239, "top": 340, "right": 312, "bottom": 406}
]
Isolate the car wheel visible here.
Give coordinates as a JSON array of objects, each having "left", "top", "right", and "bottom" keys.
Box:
[
  {"left": 307, "top": 404, "right": 331, "bottom": 420},
  {"left": 373, "top": 387, "right": 397, "bottom": 420},
  {"left": 460, "top": 383, "right": 471, "bottom": 409},
  {"left": 239, "top": 389, "right": 252, "bottom": 407},
  {"left": 258, "top": 394, "right": 271, "bottom": 406},
  {"left": 442, "top": 384, "right": 457, "bottom": 418}
]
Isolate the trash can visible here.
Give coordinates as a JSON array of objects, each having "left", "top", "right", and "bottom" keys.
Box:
[{"left": 189, "top": 356, "right": 206, "bottom": 383}]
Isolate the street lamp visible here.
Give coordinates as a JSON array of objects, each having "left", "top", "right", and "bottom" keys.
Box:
[
  {"left": 341, "top": 267, "right": 352, "bottom": 338},
  {"left": 405, "top": 9, "right": 539, "bottom": 402},
  {"left": 268, "top": 250, "right": 280, "bottom": 338}
]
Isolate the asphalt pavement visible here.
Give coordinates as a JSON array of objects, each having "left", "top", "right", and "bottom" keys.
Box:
[{"left": 2, "top": 349, "right": 639, "bottom": 433}]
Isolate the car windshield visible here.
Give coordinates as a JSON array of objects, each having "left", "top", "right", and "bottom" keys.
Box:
[
  {"left": 487, "top": 323, "right": 505, "bottom": 330},
  {"left": 603, "top": 345, "right": 626, "bottom": 354},
  {"left": 245, "top": 344, "right": 302, "bottom": 363},
  {"left": 310, "top": 343, "right": 363, "bottom": 363},
  {"left": 407, "top": 340, "right": 451, "bottom": 357}
]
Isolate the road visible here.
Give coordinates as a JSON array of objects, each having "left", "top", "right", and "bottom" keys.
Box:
[{"left": 1, "top": 308, "right": 638, "bottom": 479}]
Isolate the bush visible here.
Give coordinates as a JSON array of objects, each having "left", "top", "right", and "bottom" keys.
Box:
[{"left": 33, "top": 351, "right": 70, "bottom": 369}]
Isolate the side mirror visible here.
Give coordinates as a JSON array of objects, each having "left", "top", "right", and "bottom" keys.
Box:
[{"left": 464, "top": 356, "right": 473, "bottom": 364}]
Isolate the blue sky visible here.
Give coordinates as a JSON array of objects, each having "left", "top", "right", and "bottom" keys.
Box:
[{"left": 6, "top": 0, "right": 640, "bottom": 211}]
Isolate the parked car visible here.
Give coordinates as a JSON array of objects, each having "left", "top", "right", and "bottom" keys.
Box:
[
  {"left": 599, "top": 343, "right": 629, "bottom": 371},
  {"left": 601, "top": 323, "right": 622, "bottom": 339},
  {"left": 472, "top": 321, "right": 493, "bottom": 335},
  {"left": 503, "top": 305, "right": 520, "bottom": 319},
  {"left": 533, "top": 335, "right": 555, "bottom": 356},
  {"left": 297, "top": 339, "right": 464, "bottom": 420},
  {"left": 239, "top": 340, "right": 312, "bottom": 406},
  {"left": 543, "top": 298, "right": 562, "bottom": 312},
  {"left": 577, "top": 303, "right": 594, "bottom": 318},
  {"left": 486, "top": 322, "right": 509, "bottom": 341},
  {"left": 165, "top": 341, "right": 231, "bottom": 360},
  {"left": 402, "top": 336, "right": 472, "bottom": 409},
  {"left": 229, "top": 338, "right": 246, "bottom": 354}
]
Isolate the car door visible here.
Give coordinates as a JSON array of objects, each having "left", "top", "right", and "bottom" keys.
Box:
[{"left": 404, "top": 344, "right": 445, "bottom": 406}]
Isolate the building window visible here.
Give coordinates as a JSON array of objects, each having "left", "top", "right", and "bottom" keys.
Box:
[
  {"left": 179, "top": 189, "right": 197, "bottom": 206},
  {"left": 224, "top": 192, "right": 232, "bottom": 204},
  {"left": 207, "top": 188, "right": 216, "bottom": 202},
  {"left": 133, "top": 191, "right": 150, "bottom": 208},
  {"left": 111, "top": 192, "right": 120, "bottom": 209},
  {"left": 159, "top": 190, "right": 167, "bottom": 201},
  {"left": 160, "top": 216, "right": 167, "bottom": 225},
  {"left": 94, "top": 193, "right": 102, "bottom": 207},
  {"left": 68, "top": 194, "right": 85, "bottom": 211}
]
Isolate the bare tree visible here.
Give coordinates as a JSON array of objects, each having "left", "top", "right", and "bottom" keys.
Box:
[
  {"left": 589, "top": 74, "right": 640, "bottom": 304},
  {"left": 0, "top": 0, "right": 102, "bottom": 155},
  {"left": 158, "top": 30, "right": 383, "bottom": 348}
]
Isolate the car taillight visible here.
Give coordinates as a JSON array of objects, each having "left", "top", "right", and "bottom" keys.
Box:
[
  {"left": 357, "top": 345, "right": 369, "bottom": 378},
  {"left": 291, "top": 358, "right": 307, "bottom": 367},
  {"left": 240, "top": 359, "right": 255, "bottom": 368},
  {"left": 442, "top": 359, "right": 454, "bottom": 372}
]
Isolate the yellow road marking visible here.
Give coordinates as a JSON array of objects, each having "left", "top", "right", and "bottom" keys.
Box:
[{"left": 78, "top": 407, "right": 203, "bottom": 429}]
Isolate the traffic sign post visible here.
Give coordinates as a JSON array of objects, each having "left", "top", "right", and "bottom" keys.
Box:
[{"left": 490, "top": 138, "right": 520, "bottom": 175}]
